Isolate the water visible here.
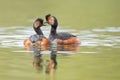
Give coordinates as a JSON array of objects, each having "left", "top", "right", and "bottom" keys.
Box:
[
  {"left": 0, "top": 0, "right": 120, "bottom": 79},
  {"left": 0, "top": 26, "right": 120, "bottom": 51},
  {"left": 0, "top": 26, "right": 120, "bottom": 80},
  {"left": 80, "top": 27, "right": 120, "bottom": 47}
]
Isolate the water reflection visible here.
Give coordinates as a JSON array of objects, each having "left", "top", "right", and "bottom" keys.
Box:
[
  {"left": 32, "top": 47, "right": 57, "bottom": 74},
  {"left": 29, "top": 41, "right": 56, "bottom": 74},
  {"left": 33, "top": 49, "right": 43, "bottom": 71},
  {"left": 24, "top": 38, "right": 79, "bottom": 74},
  {"left": 24, "top": 39, "right": 79, "bottom": 52}
]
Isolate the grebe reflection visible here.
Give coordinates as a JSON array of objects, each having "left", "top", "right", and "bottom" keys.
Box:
[{"left": 32, "top": 40, "right": 57, "bottom": 74}]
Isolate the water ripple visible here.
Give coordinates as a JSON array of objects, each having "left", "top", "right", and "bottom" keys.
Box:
[
  {"left": 79, "top": 27, "right": 120, "bottom": 48},
  {"left": 0, "top": 26, "right": 120, "bottom": 48}
]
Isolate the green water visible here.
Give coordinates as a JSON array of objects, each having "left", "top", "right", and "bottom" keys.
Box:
[{"left": 0, "top": 0, "right": 120, "bottom": 80}]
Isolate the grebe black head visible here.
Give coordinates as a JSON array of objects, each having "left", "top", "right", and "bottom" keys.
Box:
[
  {"left": 33, "top": 18, "right": 44, "bottom": 28},
  {"left": 45, "top": 14, "right": 55, "bottom": 25},
  {"left": 33, "top": 18, "right": 45, "bottom": 35}
]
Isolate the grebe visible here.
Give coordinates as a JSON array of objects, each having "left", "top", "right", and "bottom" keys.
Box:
[
  {"left": 45, "top": 14, "right": 80, "bottom": 45},
  {"left": 24, "top": 18, "right": 50, "bottom": 50}
]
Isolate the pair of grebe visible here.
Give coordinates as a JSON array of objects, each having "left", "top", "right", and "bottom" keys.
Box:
[
  {"left": 24, "top": 14, "right": 80, "bottom": 72},
  {"left": 24, "top": 14, "right": 80, "bottom": 50}
]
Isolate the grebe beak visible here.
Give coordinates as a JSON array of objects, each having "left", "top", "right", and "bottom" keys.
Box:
[{"left": 43, "top": 22, "right": 49, "bottom": 26}]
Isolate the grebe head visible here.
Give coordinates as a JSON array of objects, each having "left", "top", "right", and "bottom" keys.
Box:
[
  {"left": 34, "top": 18, "right": 44, "bottom": 28},
  {"left": 45, "top": 14, "right": 55, "bottom": 25}
]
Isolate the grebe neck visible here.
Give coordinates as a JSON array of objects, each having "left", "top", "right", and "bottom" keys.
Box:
[
  {"left": 50, "top": 26, "right": 57, "bottom": 35},
  {"left": 50, "top": 16, "right": 58, "bottom": 35},
  {"left": 34, "top": 26, "right": 43, "bottom": 35}
]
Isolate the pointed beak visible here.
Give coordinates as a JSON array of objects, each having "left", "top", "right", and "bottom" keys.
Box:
[{"left": 43, "top": 22, "right": 49, "bottom": 26}]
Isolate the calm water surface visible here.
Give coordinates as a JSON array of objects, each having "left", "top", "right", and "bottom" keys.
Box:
[{"left": 0, "top": 26, "right": 120, "bottom": 80}]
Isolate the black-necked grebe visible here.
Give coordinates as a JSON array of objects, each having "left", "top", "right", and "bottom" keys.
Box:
[
  {"left": 45, "top": 14, "right": 80, "bottom": 45},
  {"left": 24, "top": 18, "right": 50, "bottom": 50}
]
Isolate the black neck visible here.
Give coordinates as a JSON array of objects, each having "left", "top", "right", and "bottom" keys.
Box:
[
  {"left": 50, "top": 26, "right": 57, "bottom": 35},
  {"left": 34, "top": 26, "right": 43, "bottom": 35},
  {"left": 50, "top": 16, "right": 58, "bottom": 35}
]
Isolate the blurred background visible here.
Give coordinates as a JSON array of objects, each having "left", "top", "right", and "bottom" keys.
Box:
[
  {"left": 0, "top": 0, "right": 120, "bottom": 80},
  {"left": 0, "top": 0, "right": 120, "bottom": 29}
]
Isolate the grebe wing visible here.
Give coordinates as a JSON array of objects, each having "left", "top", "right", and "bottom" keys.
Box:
[
  {"left": 29, "top": 34, "right": 45, "bottom": 42},
  {"left": 57, "top": 32, "right": 76, "bottom": 40}
]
